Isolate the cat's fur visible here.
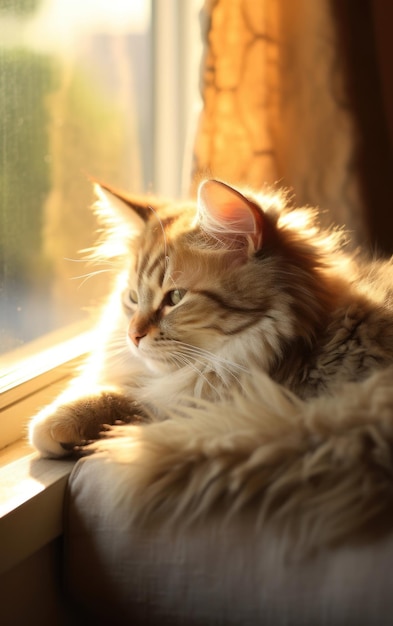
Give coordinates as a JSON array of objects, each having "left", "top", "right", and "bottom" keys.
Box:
[{"left": 29, "top": 179, "right": 393, "bottom": 548}]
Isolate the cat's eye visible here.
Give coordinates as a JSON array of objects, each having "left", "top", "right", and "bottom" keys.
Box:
[
  {"left": 128, "top": 289, "right": 139, "bottom": 304},
  {"left": 123, "top": 289, "right": 138, "bottom": 309},
  {"left": 165, "top": 289, "right": 187, "bottom": 307}
]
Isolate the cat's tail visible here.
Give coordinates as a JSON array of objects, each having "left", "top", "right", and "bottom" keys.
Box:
[{"left": 98, "top": 367, "right": 393, "bottom": 550}]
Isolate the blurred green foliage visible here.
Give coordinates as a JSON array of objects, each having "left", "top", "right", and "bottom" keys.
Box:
[
  {"left": 0, "top": 0, "right": 42, "bottom": 17},
  {"left": 0, "top": 32, "right": 139, "bottom": 352},
  {"left": 0, "top": 48, "right": 56, "bottom": 278},
  {"left": 0, "top": 0, "right": 144, "bottom": 353},
  {"left": 0, "top": 48, "right": 56, "bottom": 350}
]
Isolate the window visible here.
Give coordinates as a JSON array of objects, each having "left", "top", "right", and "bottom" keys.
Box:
[{"left": 0, "top": 0, "right": 202, "bottom": 451}]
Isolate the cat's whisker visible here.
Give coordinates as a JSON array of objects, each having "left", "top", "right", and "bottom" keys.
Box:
[
  {"left": 71, "top": 269, "right": 115, "bottom": 280},
  {"left": 65, "top": 257, "right": 118, "bottom": 270},
  {"left": 186, "top": 353, "right": 243, "bottom": 387},
  {"left": 98, "top": 334, "right": 131, "bottom": 362},
  {"left": 64, "top": 257, "right": 89, "bottom": 263},
  {"left": 180, "top": 344, "right": 248, "bottom": 374},
  {"left": 72, "top": 268, "right": 117, "bottom": 290},
  {"left": 171, "top": 341, "right": 248, "bottom": 386},
  {"left": 164, "top": 348, "right": 213, "bottom": 385},
  {"left": 107, "top": 345, "right": 129, "bottom": 360},
  {"left": 170, "top": 352, "right": 218, "bottom": 393},
  {"left": 167, "top": 344, "right": 242, "bottom": 393}
]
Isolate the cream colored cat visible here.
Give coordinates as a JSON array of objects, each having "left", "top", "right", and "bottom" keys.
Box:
[{"left": 29, "top": 179, "right": 393, "bottom": 546}]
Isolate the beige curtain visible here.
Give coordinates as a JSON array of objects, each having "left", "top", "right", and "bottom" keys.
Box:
[{"left": 192, "top": 0, "right": 368, "bottom": 246}]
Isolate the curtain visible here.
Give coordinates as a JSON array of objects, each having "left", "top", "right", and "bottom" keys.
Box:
[{"left": 192, "top": 0, "right": 393, "bottom": 253}]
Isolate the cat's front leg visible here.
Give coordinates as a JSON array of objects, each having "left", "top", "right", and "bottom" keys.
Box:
[{"left": 29, "top": 389, "right": 146, "bottom": 458}]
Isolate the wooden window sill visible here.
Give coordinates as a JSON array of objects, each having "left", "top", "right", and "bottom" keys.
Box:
[
  {"left": 0, "top": 323, "right": 94, "bottom": 576},
  {"left": 0, "top": 440, "right": 76, "bottom": 576}
]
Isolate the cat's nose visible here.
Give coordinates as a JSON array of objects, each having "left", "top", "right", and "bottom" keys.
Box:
[
  {"left": 129, "top": 330, "right": 147, "bottom": 347},
  {"left": 128, "top": 313, "right": 149, "bottom": 347}
]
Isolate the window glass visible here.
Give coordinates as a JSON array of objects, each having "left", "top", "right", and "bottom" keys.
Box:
[{"left": 0, "top": 0, "right": 152, "bottom": 355}]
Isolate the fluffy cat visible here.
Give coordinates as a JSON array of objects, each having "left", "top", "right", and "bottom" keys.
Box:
[{"left": 29, "top": 179, "right": 393, "bottom": 547}]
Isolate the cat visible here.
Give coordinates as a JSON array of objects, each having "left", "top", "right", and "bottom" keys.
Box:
[{"left": 29, "top": 179, "right": 393, "bottom": 547}]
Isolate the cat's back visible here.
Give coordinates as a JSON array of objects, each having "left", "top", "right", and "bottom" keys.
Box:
[{"left": 295, "top": 255, "right": 393, "bottom": 397}]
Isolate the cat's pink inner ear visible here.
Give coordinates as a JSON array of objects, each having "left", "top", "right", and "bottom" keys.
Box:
[{"left": 197, "top": 180, "right": 263, "bottom": 250}]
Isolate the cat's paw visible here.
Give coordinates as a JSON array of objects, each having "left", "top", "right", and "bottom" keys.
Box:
[{"left": 29, "top": 391, "right": 140, "bottom": 458}]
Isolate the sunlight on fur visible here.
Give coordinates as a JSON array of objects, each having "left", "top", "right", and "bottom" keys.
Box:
[{"left": 29, "top": 178, "right": 393, "bottom": 551}]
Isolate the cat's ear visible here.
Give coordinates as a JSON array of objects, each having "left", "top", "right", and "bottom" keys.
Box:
[
  {"left": 93, "top": 181, "right": 155, "bottom": 234},
  {"left": 197, "top": 179, "right": 264, "bottom": 252}
]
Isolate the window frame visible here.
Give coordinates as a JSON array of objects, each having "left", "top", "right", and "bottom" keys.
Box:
[
  {"left": 0, "top": 0, "right": 202, "bottom": 577},
  {"left": 0, "top": 0, "right": 202, "bottom": 448}
]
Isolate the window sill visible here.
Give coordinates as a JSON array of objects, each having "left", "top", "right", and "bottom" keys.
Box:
[
  {"left": 0, "top": 323, "right": 93, "bottom": 576},
  {"left": 0, "top": 322, "right": 93, "bottom": 451},
  {"left": 0, "top": 440, "right": 76, "bottom": 576}
]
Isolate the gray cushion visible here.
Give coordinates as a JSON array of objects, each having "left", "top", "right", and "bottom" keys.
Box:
[{"left": 64, "top": 453, "right": 393, "bottom": 625}]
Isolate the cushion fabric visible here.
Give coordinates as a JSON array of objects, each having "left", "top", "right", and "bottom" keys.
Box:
[{"left": 64, "top": 453, "right": 393, "bottom": 625}]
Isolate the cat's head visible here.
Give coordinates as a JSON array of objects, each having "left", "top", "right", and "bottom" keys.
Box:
[{"left": 93, "top": 179, "right": 340, "bottom": 381}]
